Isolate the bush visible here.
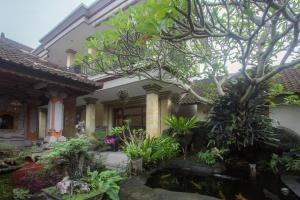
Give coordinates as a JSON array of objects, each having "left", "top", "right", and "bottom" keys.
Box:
[
  {"left": 39, "top": 136, "right": 91, "bottom": 179},
  {"left": 124, "top": 136, "right": 179, "bottom": 167},
  {"left": 198, "top": 147, "right": 228, "bottom": 166},
  {"left": 18, "top": 170, "right": 63, "bottom": 193},
  {"left": 164, "top": 115, "right": 198, "bottom": 136},
  {"left": 270, "top": 151, "right": 300, "bottom": 174},
  {"left": 84, "top": 169, "right": 124, "bottom": 200},
  {"left": 13, "top": 188, "right": 32, "bottom": 200},
  {"left": 0, "top": 143, "right": 17, "bottom": 158}
]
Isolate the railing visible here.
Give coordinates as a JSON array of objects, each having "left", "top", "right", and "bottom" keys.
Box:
[{"left": 66, "top": 64, "right": 101, "bottom": 77}]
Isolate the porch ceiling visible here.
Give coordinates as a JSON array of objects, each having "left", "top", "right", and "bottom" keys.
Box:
[
  {"left": 77, "top": 78, "right": 185, "bottom": 106},
  {"left": 0, "top": 70, "right": 48, "bottom": 105}
]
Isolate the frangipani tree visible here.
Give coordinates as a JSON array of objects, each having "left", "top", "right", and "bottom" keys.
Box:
[{"left": 81, "top": 0, "right": 300, "bottom": 149}]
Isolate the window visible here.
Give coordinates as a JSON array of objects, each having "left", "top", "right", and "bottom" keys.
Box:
[{"left": 0, "top": 114, "right": 13, "bottom": 129}]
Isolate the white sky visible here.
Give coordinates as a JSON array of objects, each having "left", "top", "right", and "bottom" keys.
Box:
[{"left": 0, "top": 0, "right": 96, "bottom": 48}]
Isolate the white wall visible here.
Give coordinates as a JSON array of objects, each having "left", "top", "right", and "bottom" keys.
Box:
[{"left": 270, "top": 105, "right": 300, "bottom": 136}]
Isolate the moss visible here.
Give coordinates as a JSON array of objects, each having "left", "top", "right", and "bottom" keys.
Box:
[{"left": 43, "top": 186, "right": 103, "bottom": 200}]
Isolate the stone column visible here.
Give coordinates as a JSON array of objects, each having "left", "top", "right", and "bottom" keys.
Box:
[
  {"left": 66, "top": 49, "right": 77, "bottom": 68},
  {"left": 38, "top": 108, "right": 47, "bottom": 139},
  {"left": 84, "top": 97, "right": 97, "bottom": 134},
  {"left": 143, "top": 84, "right": 162, "bottom": 138},
  {"left": 160, "top": 92, "right": 173, "bottom": 133},
  {"left": 47, "top": 90, "right": 66, "bottom": 138}
]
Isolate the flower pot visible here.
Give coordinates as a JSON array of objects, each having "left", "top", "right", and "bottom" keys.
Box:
[{"left": 130, "top": 158, "right": 143, "bottom": 175}]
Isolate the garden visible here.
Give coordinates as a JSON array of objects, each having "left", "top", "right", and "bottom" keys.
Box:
[{"left": 1, "top": 0, "right": 300, "bottom": 200}]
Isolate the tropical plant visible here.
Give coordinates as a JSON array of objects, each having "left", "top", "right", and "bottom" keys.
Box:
[
  {"left": 123, "top": 136, "right": 179, "bottom": 167},
  {"left": 164, "top": 115, "right": 199, "bottom": 136},
  {"left": 84, "top": 169, "right": 124, "bottom": 200},
  {"left": 39, "top": 136, "right": 91, "bottom": 179},
  {"left": 13, "top": 188, "right": 32, "bottom": 200},
  {"left": 110, "top": 126, "right": 126, "bottom": 136},
  {"left": 80, "top": 0, "right": 300, "bottom": 150},
  {"left": 123, "top": 140, "right": 143, "bottom": 160},
  {"left": 207, "top": 80, "right": 278, "bottom": 150},
  {"left": 270, "top": 152, "right": 300, "bottom": 174},
  {"left": 198, "top": 147, "right": 228, "bottom": 166},
  {"left": 141, "top": 136, "right": 179, "bottom": 165}
]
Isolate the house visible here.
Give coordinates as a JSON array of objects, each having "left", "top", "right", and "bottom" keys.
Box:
[
  {"left": 1, "top": 0, "right": 299, "bottom": 147},
  {"left": 32, "top": 0, "right": 300, "bottom": 138},
  {"left": 0, "top": 33, "right": 101, "bottom": 146},
  {"left": 32, "top": 0, "right": 185, "bottom": 138}
]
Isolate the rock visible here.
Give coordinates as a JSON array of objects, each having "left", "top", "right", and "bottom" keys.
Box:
[
  {"left": 275, "top": 127, "right": 300, "bottom": 151},
  {"left": 56, "top": 176, "right": 90, "bottom": 195},
  {"left": 159, "top": 158, "right": 226, "bottom": 174},
  {"left": 89, "top": 151, "right": 129, "bottom": 173},
  {"left": 263, "top": 189, "right": 280, "bottom": 200},
  {"left": 281, "top": 175, "right": 300, "bottom": 198}
]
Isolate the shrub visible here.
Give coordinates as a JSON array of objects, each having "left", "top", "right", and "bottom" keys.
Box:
[
  {"left": 84, "top": 170, "right": 124, "bottom": 200},
  {"left": 0, "top": 143, "right": 17, "bottom": 158},
  {"left": 164, "top": 116, "right": 199, "bottom": 136},
  {"left": 124, "top": 136, "right": 179, "bottom": 167},
  {"left": 198, "top": 147, "right": 228, "bottom": 166},
  {"left": 18, "top": 170, "right": 63, "bottom": 193},
  {"left": 13, "top": 188, "right": 32, "bottom": 200},
  {"left": 141, "top": 136, "right": 179, "bottom": 165},
  {"left": 270, "top": 152, "right": 300, "bottom": 174},
  {"left": 39, "top": 136, "right": 91, "bottom": 179}
]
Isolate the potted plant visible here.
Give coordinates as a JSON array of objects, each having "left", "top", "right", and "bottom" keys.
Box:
[
  {"left": 104, "top": 126, "right": 125, "bottom": 151},
  {"left": 164, "top": 115, "right": 199, "bottom": 157}
]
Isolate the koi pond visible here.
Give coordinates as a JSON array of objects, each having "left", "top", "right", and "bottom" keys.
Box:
[{"left": 146, "top": 169, "right": 299, "bottom": 200}]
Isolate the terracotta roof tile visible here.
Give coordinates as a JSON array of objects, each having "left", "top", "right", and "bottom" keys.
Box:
[
  {"left": 181, "top": 68, "right": 300, "bottom": 105},
  {"left": 0, "top": 38, "right": 100, "bottom": 88}
]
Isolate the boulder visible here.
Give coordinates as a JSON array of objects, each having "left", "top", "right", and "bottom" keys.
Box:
[
  {"left": 56, "top": 176, "right": 90, "bottom": 195},
  {"left": 89, "top": 151, "right": 129, "bottom": 173},
  {"left": 275, "top": 127, "right": 300, "bottom": 151}
]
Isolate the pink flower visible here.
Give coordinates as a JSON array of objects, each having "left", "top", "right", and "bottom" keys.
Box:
[{"left": 104, "top": 136, "right": 116, "bottom": 145}]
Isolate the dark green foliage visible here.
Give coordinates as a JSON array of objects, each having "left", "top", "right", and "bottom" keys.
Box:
[
  {"left": 83, "top": 170, "right": 124, "bottom": 200},
  {"left": 208, "top": 79, "right": 277, "bottom": 151},
  {"left": 198, "top": 147, "right": 228, "bottom": 166},
  {"left": 0, "top": 174, "right": 13, "bottom": 200},
  {"left": 39, "top": 136, "right": 91, "bottom": 179},
  {"left": 123, "top": 136, "right": 179, "bottom": 167},
  {"left": 270, "top": 148, "right": 300, "bottom": 174},
  {"left": 12, "top": 188, "right": 32, "bottom": 200},
  {"left": 164, "top": 115, "right": 199, "bottom": 136},
  {"left": 0, "top": 143, "right": 17, "bottom": 159}
]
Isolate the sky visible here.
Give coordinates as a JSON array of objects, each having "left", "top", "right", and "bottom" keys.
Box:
[{"left": 0, "top": 0, "right": 96, "bottom": 49}]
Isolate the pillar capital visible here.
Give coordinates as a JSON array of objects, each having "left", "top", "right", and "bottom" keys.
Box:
[
  {"left": 84, "top": 97, "right": 98, "bottom": 104},
  {"left": 159, "top": 91, "right": 172, "bottom": 99},
  {"left": 46, "top": 89, "right": 67, "bottom": 99},
  {"left": 143, "top": 84, "right": 162, "bottom": 94},
  {"left": 65, "top": 49, "right": 77, "bottom": 54}
]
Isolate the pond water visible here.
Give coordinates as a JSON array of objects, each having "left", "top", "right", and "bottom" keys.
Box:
[{"left": 146, "top": 169, "right": 299, "bottom": 200}]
